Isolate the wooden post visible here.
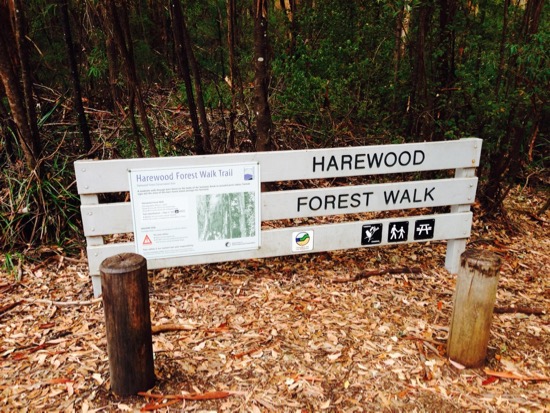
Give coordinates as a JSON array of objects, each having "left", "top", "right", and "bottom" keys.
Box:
[
  {"left": 100, "top": 253, "right": 155, "bottom": 395},
  {"left": 447, "top": 249, "right": 501, "bottom": 368}
]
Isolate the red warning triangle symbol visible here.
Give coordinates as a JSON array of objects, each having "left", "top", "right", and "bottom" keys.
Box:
[{"left": 143, "top": 235, "right": 152, "bottom": 245}]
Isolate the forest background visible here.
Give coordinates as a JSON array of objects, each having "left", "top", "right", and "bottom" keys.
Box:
[{"left": 0, "top": 0, "right": 547, "bottom": 256}]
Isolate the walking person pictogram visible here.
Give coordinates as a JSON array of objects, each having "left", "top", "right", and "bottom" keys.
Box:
[{"left": 388, "top": 221, "right": 408, "bottom": 243}]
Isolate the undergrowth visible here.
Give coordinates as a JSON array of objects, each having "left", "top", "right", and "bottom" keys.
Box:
[{"left": 0, "top": 139, "right": 82, "bottom": 254}]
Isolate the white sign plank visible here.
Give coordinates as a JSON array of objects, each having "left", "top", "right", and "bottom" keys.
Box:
[
  {"left": 128, "top": 162, "right": 260, "bottom": 259},
  {"left": 80, "top": 177, "right": 477, "bottom": 236},
  {"left": 75, "top": 138, "right": 482, "bottom": 194},
  {"left": 86, "top": 212, "right": 472, "bottom": 275},
  {"left": 262, "top": 177, "right": 477, "bottom": 219}
]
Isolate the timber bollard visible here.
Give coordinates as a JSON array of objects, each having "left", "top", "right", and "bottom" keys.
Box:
[
  {"left": 447, "top": 249, "right": 501, "bottom": 368},
  {"left": 100, "top": 253, "right": 155, "bottom": 395}
]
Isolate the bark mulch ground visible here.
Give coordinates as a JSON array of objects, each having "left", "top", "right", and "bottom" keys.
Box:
[{"left": 1, "top": 187, "right": 548, "bottom": 412}]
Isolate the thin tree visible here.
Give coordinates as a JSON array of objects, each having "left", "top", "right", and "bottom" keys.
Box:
[
  {"left": 105, "top": 34, "right": 122, "bottom": 111},
  {"left": 277, "top": 0, "right": 297, "bottom": 54},
  {"left": 0, "top": 90, "right": 17, "bottom": 164},
  {"left": 180, "top": 4, "right": 212, "bottom": 153},
  {"left": 170, "top": 0, "right": 204, "bottom": 154},
  {"left": 12, "top": 0, "right": 41, "bottom": 158},
  {"left": 393, "top": 2, "right": 410, "bottom": 110},
  {"left": 437, "top": 0, "right": 457, "bottom": 89},
  {"left": 406, "top": 1, "right": 434, "bottom": 141},
  {"left": 0, "top": 1, "right": 41, "bottom": 172},
  {"left": 494, "top": 0, "right": 510, "bottom": 98},
  {"left": 226, "top": 0, "right": 252, "bottom": 150},
  {"left": 253, "top": 0, "right": 273, "bottom": 152},
  {"left": 226, "top": 0, "right": 238, "bottom": 149},
  {"left": 104, "top": 0, "right": 158, "bottom": 157},
  {"left": 435, "top": 0, "right": 457, "bottom": 139},
  {"left": 59, "top": 0, "right": 92, "bottom": 153}
]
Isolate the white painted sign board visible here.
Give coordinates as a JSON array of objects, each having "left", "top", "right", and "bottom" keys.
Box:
[
  {"left": 128, "top": 162, "right": 260, "bottom": 259},
  {"left": 75, "top": 138, "right": 483, "bottom": 297}
]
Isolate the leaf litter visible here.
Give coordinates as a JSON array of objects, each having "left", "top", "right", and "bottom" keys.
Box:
[{"left": 0, "top": 186, "right": 548, "bottom": 412}]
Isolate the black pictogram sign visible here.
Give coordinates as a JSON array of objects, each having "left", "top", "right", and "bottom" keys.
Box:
[
  {"left": 388, "top": 221, "right": 409, "bottom": 243},
  {"left": 361, "top": 223, "right": 383, "bottom": 245},
  {"left": 414, "top": 219, "right": 435, "bottom": 240}
]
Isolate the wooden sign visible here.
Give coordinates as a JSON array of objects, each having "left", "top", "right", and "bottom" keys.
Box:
[{"left": 75, "top": 138, "right": 482, "bottom": 297}]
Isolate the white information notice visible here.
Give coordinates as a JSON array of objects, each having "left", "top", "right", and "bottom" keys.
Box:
[{"left": 129, "top": 162, "right": 260, "bottom": 259}]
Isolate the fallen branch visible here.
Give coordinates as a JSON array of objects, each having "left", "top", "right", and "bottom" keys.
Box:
[
  {"left": 403, "top": 335, "right": 444, "bottom": 358},
  {"left": 512, "top": 208, "right": 547, "bottom": 223},
  {"left": 0, "top": 301, "right": 22, "bottom": 315},
  {"left": 494, "top": 306, "right": 546, "bottom": 316},
  {"left": 138, "top": 390, "right": 232, "bottom": 401},
  {"left": 232, "top": 338, "right": 274, "bottom": 359},
  {"left": 23, "top": 297, "right": 102, "bottom": 307},
  {"left": 151, "top": 323, "right": 195, "bottom": 334},
  {"left": 332, "top": 266, "right": 422, "bottom": 283},
  {"left": 290, "top": 374, "right": 324, "bottom": 383},
  {"left": 139, "top": 391, "right": 235, "bottom": 411},
  {"left": 141, "top": 399, "right": 181, "bottom": 411},
  {"left": 414, "top": 340, "right": 433, "bottom": 380},
  {"left": 401, "top": 335, "right": 444, "bottom": 347},
  {"left": 484, "top": 369, "right": 550, "bottom": 382}
]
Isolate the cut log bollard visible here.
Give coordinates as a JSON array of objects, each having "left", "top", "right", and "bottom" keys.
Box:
[
  {"left": 447, "top": 249, "right": 501, "bottom": 368},
  {"left": 100, "top": 253, "right": 155, "bottom": 395}
]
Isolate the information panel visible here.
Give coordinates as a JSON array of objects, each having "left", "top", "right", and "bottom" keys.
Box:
[{"left": 129, "top": 162, "right": 260, "bottom": 259}]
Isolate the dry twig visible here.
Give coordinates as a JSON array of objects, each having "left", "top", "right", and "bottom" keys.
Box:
[
  {"left": 22, "top": 298, "right": 102, "bottom": 307},
  {"left": 494, "top": 306, "right": 546, "bottom": 315},
  {"left": 332, "top": 266, "right": 422, "bottom": 283}
]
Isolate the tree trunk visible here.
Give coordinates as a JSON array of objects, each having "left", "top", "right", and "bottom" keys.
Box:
[
  {"left": 393, "top": 3, "right": 409, "bottom": 111},
  {"left": 106, "top": 0, "right": 158, "bottom": 157},
  {"left": 0, "top": 93, "right": 17, "bottom": 164},
  {"left": 180, "top": 5, "right": 212, "bottom": 153},
  {"left": 128, "top": 87, "right": 145, "bottom": 158},
  {"left": 277, "top": 0, "right": 297, "bottom": 54},
  {"left": 406, "top": 1, "right": 434, "bottom": 141},
  {"left": 12, "top": 0, "right": 41, "bottom": 163},
  {"left": 170, "top": 0, "right": 204, "bottom": 154},
  {"left": 253, "top": 0, "right": 273, "bottom": 152},
  {"left": 105, "top": 36, "right": 122, "bottom": 110},
  {"left": 60, "top": 0, "right": 92, "bottom": 153},
  {"left": 494, "top": 0, "right": 510, "bottom": 98},
  {"left": 0, "top": 2, "right": 39, "bottom": 172},
  {"left": 437, "top": 0, "right": 456, "bottom": 88},
  {"left": 226, "top": 0, "right": 238, "bottom": 149}
]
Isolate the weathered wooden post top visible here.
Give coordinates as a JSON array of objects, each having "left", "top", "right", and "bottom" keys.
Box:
[{"left": 447, "top": 249, "right": 502, "bottom": 368}]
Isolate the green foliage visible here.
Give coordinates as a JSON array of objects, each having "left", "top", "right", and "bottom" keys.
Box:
[
  {"left": 270, "top": 1, "right": 397, "bottom": 135},
  {"left": 1, "top": 0, "right": 547, "bottom": 247},
  {"left": 0, "top": 138, "right": 82, "bottom": 251},
  {"left": 1, "top": 252, "right": 24, "bottom": 281},
  {"left": 87, "top": 47, "right": 109, "bottom": 79}
]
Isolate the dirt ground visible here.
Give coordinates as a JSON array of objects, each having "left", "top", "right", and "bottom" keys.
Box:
[{"left": 1, "top": 186, "right": 548, "bottom": 412}]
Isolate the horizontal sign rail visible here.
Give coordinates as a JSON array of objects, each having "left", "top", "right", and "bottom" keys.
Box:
[
  {"left": 80, "top": 177, "right": 477, "bottom": 237},
  {"left": 262, "top": 177, "right": 478, "bottom": 220},
  {"left": 85, "top": 212, "right": 472, "bottom": 275},
  {"left": 75, "top": 138, "right": 482, "bottom": 194}
]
